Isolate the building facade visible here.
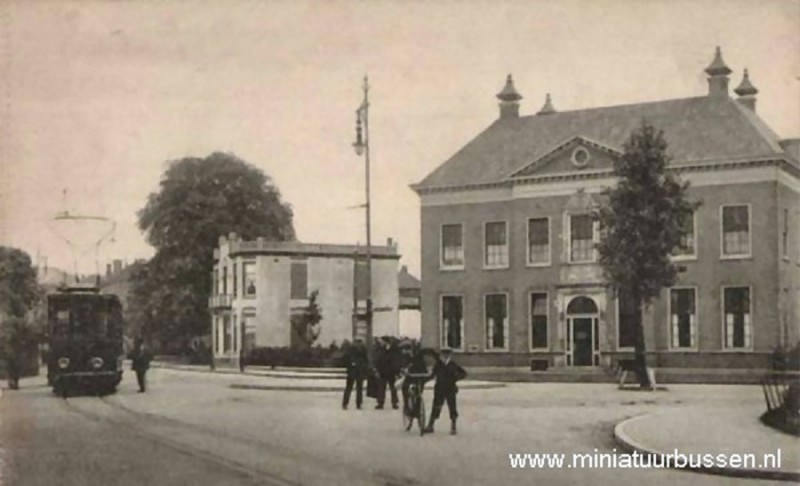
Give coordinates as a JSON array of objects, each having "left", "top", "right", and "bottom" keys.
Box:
[
  {"left": 413, "top": 48, "right": 800, "bottom": 370},
  {"left": 210, "top": 234, "right": 400, "bottom": 367}
]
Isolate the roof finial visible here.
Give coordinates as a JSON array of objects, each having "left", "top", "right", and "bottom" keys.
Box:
[
  {"left": 537, "top": 93, "right": 556, "bottom": 115},
  {"left": 705, "top": 46, "right": 732, "bottom": 76},
  {"left": 496, "top": 74, "right": 522, "bottom": 102},
  {"left": 734, "top": 68, "right": 758, "bottom": 96}
]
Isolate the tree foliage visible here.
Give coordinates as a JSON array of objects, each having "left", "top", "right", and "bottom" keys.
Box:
[
  {"left": 130, "top": 152, "right": 295, "bottom": 351},
  {"left": 290, "top": 290, "right": 322, "bottom": 350},
  {"left": 0, "top": 246, "right": 40, "bottom": 318},
  {"left": 597, "top": 121, "right": 699, "bottom": 387},
  {"left": 0, "top": 247, "right": 42, "bottom": 383}
]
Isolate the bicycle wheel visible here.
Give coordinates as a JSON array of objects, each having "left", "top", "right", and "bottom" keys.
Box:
[
  {"left": 403, "top": 396, "right": 413, "bottom": 431},
  {"left": 418, "top": 395, "right": 426, "bottom": 436}
]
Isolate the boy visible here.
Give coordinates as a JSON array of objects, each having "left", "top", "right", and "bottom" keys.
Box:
[{"left": 424, "top": 348, "right": 467, "bottom": 435}]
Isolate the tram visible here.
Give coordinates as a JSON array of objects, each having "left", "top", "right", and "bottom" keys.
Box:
[{"left": 47, "top": 285, "right": 125, "bottom": 396}]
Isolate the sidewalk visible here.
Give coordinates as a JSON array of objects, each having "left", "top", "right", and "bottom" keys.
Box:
[
  {"left": 151, "top": 361, "right": 505, "bottom": 391},
  {"left": 614, "top": 404, "right": 800, "bottom": 481}
]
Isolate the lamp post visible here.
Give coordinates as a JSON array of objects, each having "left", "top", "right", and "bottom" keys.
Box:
[{"left": 353, "top": 75, "right": 373, "bottom": 362}]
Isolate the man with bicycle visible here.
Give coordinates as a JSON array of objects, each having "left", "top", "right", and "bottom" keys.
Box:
[{"left": 399, "top": 340, "right": 430, "bottom": 416}]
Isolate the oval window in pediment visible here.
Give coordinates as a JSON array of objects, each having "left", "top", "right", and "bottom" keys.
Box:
[{"left": 571, "top": 146, "right": 591, "bottom": 168}]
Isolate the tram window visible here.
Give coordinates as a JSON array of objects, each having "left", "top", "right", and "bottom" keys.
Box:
[{"left": 54, "top": 310, "right": 70, "bottom": 335}]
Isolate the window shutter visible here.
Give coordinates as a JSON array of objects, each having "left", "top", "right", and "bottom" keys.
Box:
[{"left": 689, "top": 314, "right": 696, "bottom": 348}]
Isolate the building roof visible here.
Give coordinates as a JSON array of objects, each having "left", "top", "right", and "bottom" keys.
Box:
[
  {"left": 414, "top": 95, "right": 787, "bottom": 192},
  {"left": 398, "top": 265, "right": 420, "bottom": 290},
  {"left": 224, "top": 238, "right": 400, "bottom": 260}
]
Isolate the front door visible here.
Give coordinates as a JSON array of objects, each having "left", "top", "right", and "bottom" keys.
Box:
[{"left": 572, "top": 318, "right": 593, "bottom": 366}]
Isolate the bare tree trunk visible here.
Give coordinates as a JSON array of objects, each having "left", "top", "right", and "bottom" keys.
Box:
[{"left": 631, "top": 288, "right": 652, "bottom": 389}]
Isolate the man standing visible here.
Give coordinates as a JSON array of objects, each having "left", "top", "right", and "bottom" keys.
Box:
[
  {"left": 130, "top": 338, "right": 152, "bottom": 393},
  {"left": 424, "top": 348, "right": 467, "bottom": 435},
  {"left": 342, "top": 339, "right": 368, "bottom": 410},
  {"left": 375, "top": 338, "right": 399, "bottom": 409}
]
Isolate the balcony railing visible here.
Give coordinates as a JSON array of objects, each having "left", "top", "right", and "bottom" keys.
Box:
[{"left": 209, "top": 294, "right": 233, "bottom": 309}]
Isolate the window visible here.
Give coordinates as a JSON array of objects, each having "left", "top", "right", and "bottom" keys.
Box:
[
  {"left": 441, "top": 224, "right": 464, "bottom": 268},
  {"left": 669, "top": 288, "right": 696, "bottom": 349},
  {"left": 232, "top": 315, "right": 238, "bottom": 352},
  {"left": 530, "top": 293, "right": 548, "bottom": 349},
  {"left": 570, "top": 214, "right": 595, "bottom": 262},
  {"left": 290, "top": 261, "right": 308, "bottom": 299},
  {"left": 782, "top": 208, "right": 789, "bottom": 260},
  {"left": 617, "top": 289, "right": 637, "bottom": 349},
  {"left": 233, "top": 263, "right": 238, "bottom": 297},
  {"left": 441, "top": 295, "right": 463, "bottom": 350},
  {"left": 213, "top": 270, "right": 219, "bottom": 296},
  {"left": 485, "top": 293, "right": 508, "bottom": 350},
  {"left": 484, "top": 221, "right": 508, "bottom": 267},
  {"left": 223, "top": 316, "right": 231, "bottom": 351},
  {"left": 724, "top": 287, "right": 751, "bottom": 349},
  {"left": 528, "top": 218, "right": 550, "bottom": 265},
  {"left": 673, "top": 212, "right": 696, "bottom": 258},
  {"left": 222, "top": 266, "right": 228, "bottom": 295},
  {"left": 243, "top": 262, "right": 256, "bottom": 297},
  {"left": 722, "top": 205, "right": 750, "bottom": 257}
]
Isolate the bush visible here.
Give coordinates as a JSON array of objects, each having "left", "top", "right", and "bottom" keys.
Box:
[{"left": 247, "top": 343, "right": 345, "bottom": 368}]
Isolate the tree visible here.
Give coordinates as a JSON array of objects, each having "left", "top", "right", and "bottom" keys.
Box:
[
  {"left": 131, "top": 152, "right": 295, "bottom": 351},
  {"left": 0, "top": 247, "right": 40, "bottom": 318},
  {"left": 597, "top": 121, "right": 699, "bottom": 389},
  {"left": 290, "top": 290, "right": 322, "bottom": 349},
  {"left": 0, "top": 247, "right": 42, "bottom": 388}
]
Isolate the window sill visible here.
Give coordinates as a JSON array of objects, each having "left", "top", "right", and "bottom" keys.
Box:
[
  {"left": 483, "top": 348, "right": 510, "bottom": 353},
  {"left": 483, "top": 265, "right": 510, "bottom": 271},
  {"left": 665, "top": 348, "right": 699, "bottom": 353},
  {"left": 564, "top": 260, "right": 598, "bottom": 265},
  {"left": 526, "top": 262, "right": 552, "bottom": 268},
  {"left": 670, "top": 255, "right": 697, "bottom": 262},
  {"left": 529, "top": 347, "right": 550, "bottom": 353},
  {"left": 719, "top": 254, "right": 752, "bottom": 261},
  {"left": 439, "top": 266, "right": 465, "bottom": 272}
]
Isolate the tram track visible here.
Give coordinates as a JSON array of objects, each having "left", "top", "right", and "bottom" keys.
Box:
[
  {"left": 60, "top": 395, "right": 297, "bottom": 486},
  {"left": 60, "top": 394, "right": 419, "bottom": 486}
]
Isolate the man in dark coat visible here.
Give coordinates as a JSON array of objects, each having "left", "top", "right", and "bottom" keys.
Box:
[
  {"left": 424, "top": 348, "right": 467, "bottom": 435},
  {"left": 375, "top": 338, "right": 400, "bottom": 409},
  {"left": 130, "top": 338, "right": 152, "bottom": 393},
  {"left": 342, "top": 339, "right": 368, "bottom": 410}
]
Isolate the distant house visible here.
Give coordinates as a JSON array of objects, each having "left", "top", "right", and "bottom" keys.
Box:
[
  {"left": 412, "top": 47, "right": 800, "bottom": 370},
  {"left": 209, "top": 234, "right": 401, "bottom": 367}
]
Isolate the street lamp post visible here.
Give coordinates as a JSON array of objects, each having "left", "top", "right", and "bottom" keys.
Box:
[{"left": 353, "top": 75, "right": 373, "bottom": 363}]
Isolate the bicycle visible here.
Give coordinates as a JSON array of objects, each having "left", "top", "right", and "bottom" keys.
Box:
[{"left": 402, "top": 373, "right": 429, "bottom": 436}]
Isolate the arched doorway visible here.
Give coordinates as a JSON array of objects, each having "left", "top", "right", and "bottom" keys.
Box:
[{"left": 566, "top": 296, "right": 599, "bottom": 366}]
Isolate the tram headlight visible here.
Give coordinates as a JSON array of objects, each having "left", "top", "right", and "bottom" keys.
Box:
[
  {"left": 57, "top": 357, "right": 70, "bottom": 369},
  {"left": 90, "top": 357, "right": 104, "bottom": 370}
]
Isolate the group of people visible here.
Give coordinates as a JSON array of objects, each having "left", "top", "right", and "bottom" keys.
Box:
[{"left": 341, "top": 337, "right": 467, "bottom": 435}]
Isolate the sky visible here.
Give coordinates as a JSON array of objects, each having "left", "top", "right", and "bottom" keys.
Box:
[{"left": 0, "top": 0, "right": 798, "bottom": 277}]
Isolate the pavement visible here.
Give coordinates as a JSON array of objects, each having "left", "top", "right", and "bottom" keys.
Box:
[
  {"left": 614, "top": 403, "right": 799, "bottom": 481},
  {"left": 154, "top": 360, "right": 800, "bottom": 482}
]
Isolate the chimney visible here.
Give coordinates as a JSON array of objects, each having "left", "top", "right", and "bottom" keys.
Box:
[
  {"left": 113, "top": 259, "right": 123, "bottom": 274},
  {"left": 496, "top": 74, "right": 522, "bottom": 119},
  {"left": 536, "top": 93, "right": 556, "bottom": 115},
  {"left": 705, "top": 46, "right": 732, "bottom": 98},
  {"left": 734, "top": 68, "right": 758, "bottom": 112},
  {"left": 106, "top": 263, "right": 112, "bottom": 276}
]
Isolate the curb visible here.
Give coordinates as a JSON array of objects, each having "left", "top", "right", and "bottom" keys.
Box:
[
  {"left": 613, "top": 413, "right": 800, "bottom": 482},
  {"left": 230, "top": 382, "right": 506, "bottom": 392}
]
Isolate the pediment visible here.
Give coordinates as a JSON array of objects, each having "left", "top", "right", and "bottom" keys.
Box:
[{"left": 509, "top": 136, "right": 621, "bottom": 178}]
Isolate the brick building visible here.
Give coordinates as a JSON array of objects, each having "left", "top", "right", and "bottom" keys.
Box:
[
  {"left": 412, "top": 48, "right": 800, "bottom": 370},
  {"left": 210, "top": 234, "right": 400, "bottom": 367}
]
